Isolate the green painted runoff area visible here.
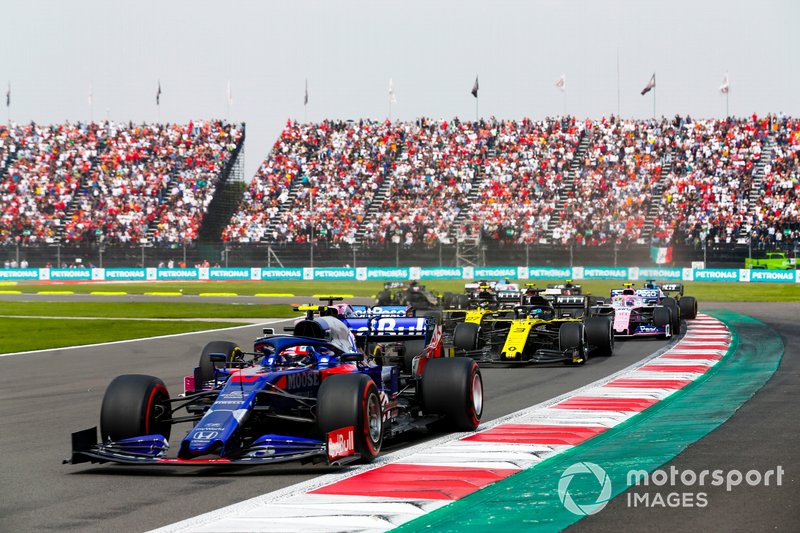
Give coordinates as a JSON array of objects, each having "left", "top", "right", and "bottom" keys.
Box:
[{"left": 393, "top": 311, "right": 784, "bottom": 532}]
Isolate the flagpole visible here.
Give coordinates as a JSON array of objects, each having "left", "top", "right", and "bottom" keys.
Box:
[
  {"left": 653, "top": 86, "right": 656, "bottom": 119},
  {"left": 563, "top": 90, "right": 566, "bottom": 116},
  {"left": 616, "top": 48, "right": 621, "bottom": 117},
  {"left": 476, "top": 95, "right": 479, "bottom": 122},
  {"left": 726, "top": 81, "right": 730, "bottom": 118}
]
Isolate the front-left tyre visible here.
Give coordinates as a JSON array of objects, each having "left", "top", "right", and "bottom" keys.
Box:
[{"left": 100, "top": 374, "right": 171, "bottom": 442}]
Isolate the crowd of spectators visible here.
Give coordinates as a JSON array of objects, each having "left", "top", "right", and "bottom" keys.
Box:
[
  {"left": 652, "top": 116, "right": 767, "bottom": 246},
  {"left": 452, "top": 117, "right": 583, "bottom": 245},
  {"left": 223, "top": 119, "right": 398, "bottom": 246},
  {"left": 5, "top": 114, "right": 799, "bottom": 251},
  {"left": 0, "top": 122, "right": 106, "bottom": 245},
  {"left": 362, "top": 118, "right": 487, "bottom": 247},
  {"left": 747, "top": 117, "right": 800, "bottom": 249},
  {"left": 0, "top": 120, "right": 242, "bottom": 246},
  {"left": 552, "top": 117, "right": 670, "bottom": 246}
]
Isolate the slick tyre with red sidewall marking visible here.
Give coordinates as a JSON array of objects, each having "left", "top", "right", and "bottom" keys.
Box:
[
  {"left": 317, "top": 374, "right": 383, "bottom": 462},
  {"left": 422, "top": 357, "right": 483, "bottom": 431},
  {"left": 100, "top": 374, "right": 171, "bottom": 442}
]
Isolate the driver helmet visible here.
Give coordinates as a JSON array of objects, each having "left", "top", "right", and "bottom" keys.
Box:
[
  {"left": 529, "top": 306, "right": 554, "bottom": 320},
  {"left": 275, "top": 345, "right": 316, "bottom": 365}
]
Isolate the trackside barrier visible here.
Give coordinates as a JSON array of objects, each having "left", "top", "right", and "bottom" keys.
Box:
[{"left": 0, "top": 267, "right": 797, "bottom": 283}]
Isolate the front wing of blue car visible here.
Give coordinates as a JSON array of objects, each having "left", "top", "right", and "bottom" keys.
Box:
[{"left": 65, "top": 427, "right": 361, "bottom": 467}]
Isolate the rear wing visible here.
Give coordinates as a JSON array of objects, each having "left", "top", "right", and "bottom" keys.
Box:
[
  {"left": 347, "top": 305, "right": 412, "bottom": 318},
  {"left": 552, "top": 295, "right": 588, "bottom": 318},
  {"left": 661, "top": 283, "right": 684, "bottom": 296},
  {"left": 344, "top": 316, "right": 435, "bottom": 341}
]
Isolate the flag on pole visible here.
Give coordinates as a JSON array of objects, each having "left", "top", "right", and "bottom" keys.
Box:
[
  {"left": 156, "top": 81, "right": 161, "bottom": 105},
  {"left": 640, "top": 73, "right": 656, "bottom": 95},
  {"left": 389, "top": 78, "right": 397, "bottom": 104},
  {"left": 471, "top": 75, "right": 479, "bottom": 98},
  {"left": 227, "top": 80, "right": 233, "bottom": 106},
  {"left": 650, "top": 245, "right": 673, "bottom": 264},
  {"left": 719, "top": 74, "right": 729, "bottom": 94},
  {"left": 6, "top": 83, "right": 10, "bottom": 107},
  {"left": 555, "top": 74, "right": 566, "bottom": 92},
  {"left": 304, "top": 79, "right": 308, "bottom": 106}
]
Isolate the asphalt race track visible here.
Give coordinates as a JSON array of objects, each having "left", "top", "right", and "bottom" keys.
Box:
[
  {"left": 571, "top": 302, "right": 799, "bottom": 532},
  {"left": 0, "top": 299, "right": 796, "bottom": 532}
]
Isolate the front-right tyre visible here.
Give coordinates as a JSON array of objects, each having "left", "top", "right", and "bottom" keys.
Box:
[{"left": 317, "top": 374, "right": 383, "bottom": 462}]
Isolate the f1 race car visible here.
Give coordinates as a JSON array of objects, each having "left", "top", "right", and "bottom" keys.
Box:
[
  {"left": 544, "top": 280, "right": 583, "bottom": 296},
  {"left": 376, "top": 281, "right": 441, "bottom": 311},
  {"left": 66, "top": 304, "right": 483, "bottom": 468},
  {"left": 593, "top": 284, "right": 674, "bottom": 338},
  {"left": 451, "top": 295, "right": 614, "bottom": 365},
  {"left": 655, "top": 282, "right": 698, "bottom": 320}
]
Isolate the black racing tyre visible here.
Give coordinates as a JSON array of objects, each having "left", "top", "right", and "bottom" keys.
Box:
[
  {"left": 662, "top": 297, "right": 681, "bottom": 334},
  {"left": 653, "top": 306, "right": 671, "bottom": 328},
  {"left": 317, "top": 374, "right": 383, "bottom": 462},
  {"left": 585, "top": 316, "right": 614, "bottom": 356},
  {"left": 442, "top": 292, "right": 455, "bottom": 308},
  {"left": 376, "top": 290, "right": 392, "bottom": 306},
  {"left": 199, "top": 341, "right": 241, "bottom": 383},
  {"left": 679, "top": 296, "right": 698, "bottom": 320},
  {"left": 559, "top": 322, "right": 584, "bottom": 350},
  {"left": 559, "top": 322, "right": 586, "bottom": 365},
  {"left": 453, "top": 322, "right": 480, "bottom": 351},
  {"left": 100, "top": 374, "right": 171, "bottom": 442},
  {"left": 455, "top": 294, "right": 470, "bottom": 309},
  {"left": 401, "top": 339, "right": 427, "bottom": 373},
  {"left": 422, "top": 357, "right": 483, "bottom": 431}
]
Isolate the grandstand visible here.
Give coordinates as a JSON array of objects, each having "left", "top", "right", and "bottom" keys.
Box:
[{"left": 1, "top": 115, "right": 798, "bottom": 268}]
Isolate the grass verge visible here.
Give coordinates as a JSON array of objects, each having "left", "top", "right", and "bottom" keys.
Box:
[
  {"left": 0, "top": 318, "right": 249, "bottom": 355},
  {"left": 12, "top": 279, "right": 800, "bottom": 302},
  {"left": 0, "top": 301, "right": 300, "bottom": 319}
]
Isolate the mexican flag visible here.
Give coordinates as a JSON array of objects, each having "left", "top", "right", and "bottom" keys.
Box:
[{"left": 650, "top": 246, "right": 673, "bottom": 264}]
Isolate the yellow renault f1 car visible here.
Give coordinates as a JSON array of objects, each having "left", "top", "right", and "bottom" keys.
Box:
[
  {"left": 451, "top": 295, "right": 614, "bottom": 365},
  {"left": 441, "top": 295, "right": 517, "bottom": 349}
]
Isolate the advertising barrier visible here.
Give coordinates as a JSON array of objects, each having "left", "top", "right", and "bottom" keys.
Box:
[
  {"left": 261, "top": 268, "right": 304, "bottom": 280},
  {"left": 0, "top": 266, "right": 797, "bottom": 284},
  {"left": 691, "top": 269, "right": 741, "bottom": 282},
  {"left": 0, "top": 268, "right": 39, "bottom": 280}
]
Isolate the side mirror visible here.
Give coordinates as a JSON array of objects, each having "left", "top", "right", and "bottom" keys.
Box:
[
  {"left": 262, "top": 328, "right": 275, "bottom": 335},
  {"left": 340, "top": 352, "right": 362, "bottom": 362},
  {"left": 208, "top": 353, "right": 227, "bottom": 364}
]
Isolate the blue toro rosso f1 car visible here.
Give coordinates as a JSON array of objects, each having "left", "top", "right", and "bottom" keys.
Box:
[{"left": 66, "top": 302, "right": 483, "bottom": 467}]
